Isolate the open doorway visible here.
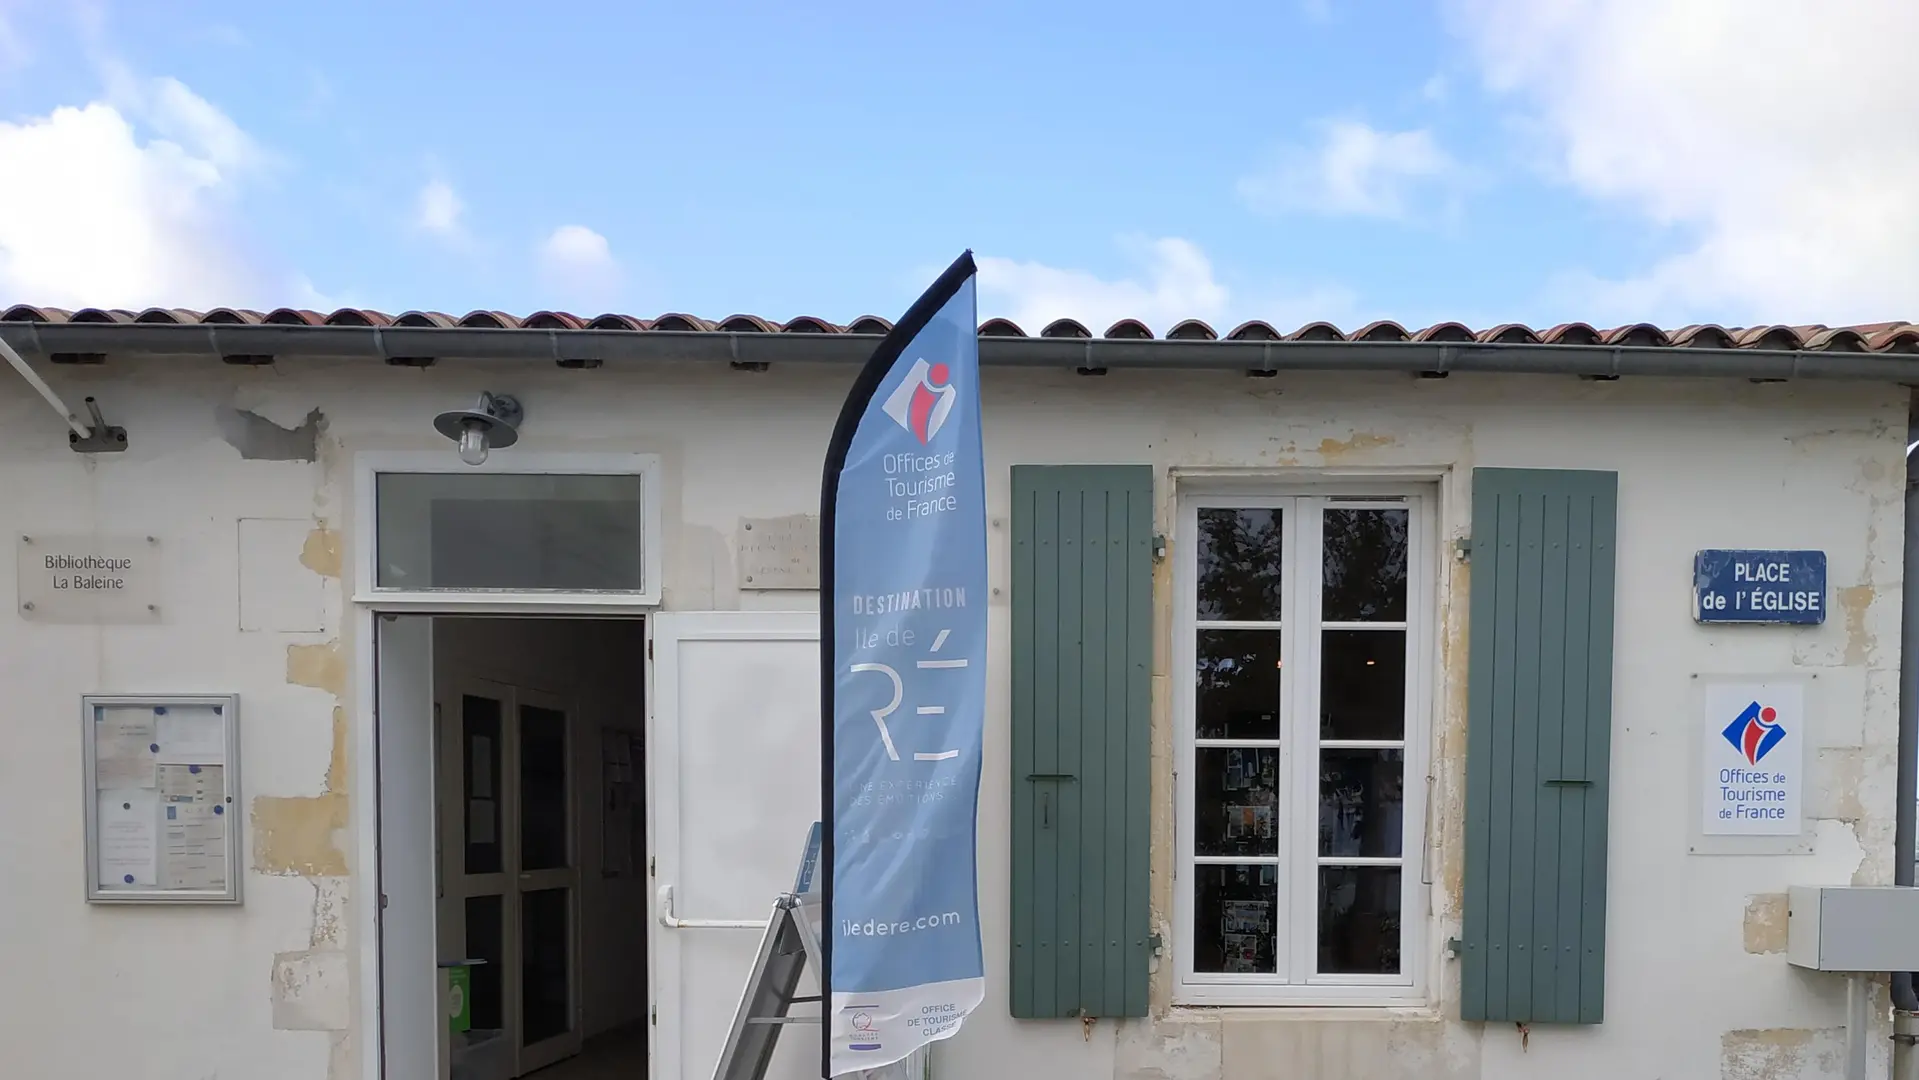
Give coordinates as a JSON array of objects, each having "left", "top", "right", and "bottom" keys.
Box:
[
  {"left": 377, "top": 609, "right": 825, "bottom": 1080},
  {"left": 381, "top": 615, "right": 651, "bottom": 1080}
]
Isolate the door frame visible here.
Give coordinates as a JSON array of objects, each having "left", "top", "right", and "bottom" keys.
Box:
[
  {"left": 646, "top": 610, "right": 819, "bottom": 1080},
  {"left": 352, "top": 446, "right": 666, "bottom": 1080},
  {"left": 354, "top": 606, "right": 648, "bottom": 1080}
]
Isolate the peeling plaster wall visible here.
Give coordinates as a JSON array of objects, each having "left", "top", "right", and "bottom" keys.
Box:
[{"left": 0, "top": 357, "right": 1904, "bottom": 1080}]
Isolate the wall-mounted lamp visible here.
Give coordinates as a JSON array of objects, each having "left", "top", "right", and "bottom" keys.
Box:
[{"left": 433, "top": 392, "right": 523, "bottom": 466}]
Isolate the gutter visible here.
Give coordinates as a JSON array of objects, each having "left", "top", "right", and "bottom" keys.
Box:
[{"left": 4, "top": 322, "right": 1919, "bottom": 380}]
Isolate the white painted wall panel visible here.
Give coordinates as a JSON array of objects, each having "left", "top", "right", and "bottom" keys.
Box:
[{"left": 0, "top": 358, "right": 1902, "bottom": 1080}]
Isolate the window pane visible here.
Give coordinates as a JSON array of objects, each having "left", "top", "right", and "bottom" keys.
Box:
[
  {"left": 1322, "top": 508, "right": 1408, "bottom": 622},
  {"left": 1197, "top": 508, "right": 1284, "bottom": 621},
  {"left": 1319, "top": 749, "right": 1404, "bottom": 858},
  {"left": 520, "top": 705, "right": 568, "bottom": 871},
  {"left": 1193, "top": 864, "right": 1279, "bottom": 974},
  {"left": 376, "top": 472, "right": 645, "bottom": 591},
  {"left": 1319, "top": 629, "right": 1406, "bottom": 740},
  {"left": 1197, "top": 630, "right": 1282, "bottom": 739},
  {"left": 521, "top": 887, "right": 573, "bottom": 1044},
  {"left": 464, "top": 894, "right": 504, "bottom": 1031},
  {"left": 1196, "top": 748, "right": 1279, "bottom": 857},
  {"left": 462, "top": 695, "right": 503, "bottom": 875},
  {"left": 1317, "top": 867, "right": 1401, "bottom": 975}
]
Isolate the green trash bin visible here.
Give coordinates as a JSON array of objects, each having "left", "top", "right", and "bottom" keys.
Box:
[{"left": 439, "top": 958, "right": 486, "bottom": 1034}]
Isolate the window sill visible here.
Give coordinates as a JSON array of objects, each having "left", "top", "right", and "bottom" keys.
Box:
[
  {"left": 1164, "top": 1002, "right": 1443, "bottom": 1023},
  {"left": 1172, "top": 984, "right": 1429, "bottom": 1011}
]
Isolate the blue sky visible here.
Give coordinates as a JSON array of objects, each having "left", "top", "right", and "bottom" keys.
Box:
[{"left": 0, "top": 1, "right": 1912, "bottom": 332}]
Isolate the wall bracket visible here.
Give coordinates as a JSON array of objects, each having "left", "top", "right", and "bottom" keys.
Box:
[{"left": 69, "top": 397, "right": 127, "bottom": 453}]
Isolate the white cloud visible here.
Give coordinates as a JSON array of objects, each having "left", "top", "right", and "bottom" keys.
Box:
[
  {"left": 1238, "top": 120, "right": 1461, "bottom": 221},
  {"left": 977, "top": 237, "right": 1228, "bottom": 334},
  {"left": 537, "top": 224, "right": 623, "bottom": 310},
  {"left": 414, "top": 179, "right": 463, "bottom": 237},
  {"left": 1445, "top": 0, "right": 1919, "bottom": 324},
  {"left": 975, "top": 236, "right": 1360, "bottom": 335},
  {"left": 0, "top": 75, "right": 276, "bottom": 310}
]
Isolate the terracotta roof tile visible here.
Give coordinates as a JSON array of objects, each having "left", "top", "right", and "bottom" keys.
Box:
[
  {"left": 0, "top": 304, "right": 1913, "bottom": 353},
  {"left": 1412, "top": 321, "right": 1475, "bottom": 343},
  {"left": 1478, "top": 324, "right": 1541, "bottom": 344}
]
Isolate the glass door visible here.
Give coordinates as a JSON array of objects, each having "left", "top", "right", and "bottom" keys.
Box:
[{"left": 439, "top": 679, "right": 583, "bottom": 1077}]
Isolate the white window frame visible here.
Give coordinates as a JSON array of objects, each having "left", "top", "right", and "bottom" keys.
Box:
[
  {"left": 352, "top": 451, "right": 664, "bottom": 611},
  {"left": 1172, "top": 481, "right": 1434, "bottom": 1007}
]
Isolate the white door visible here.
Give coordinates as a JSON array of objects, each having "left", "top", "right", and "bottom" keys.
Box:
[
  {"left": 651, "top": 611, "right": 823, "bottom": 1080},
  {"left": 438, "top": 675, "right": 587, "bottom": 1076},
  {"left": 377, "top": 615, "right": 441, "bottom": 1080}
]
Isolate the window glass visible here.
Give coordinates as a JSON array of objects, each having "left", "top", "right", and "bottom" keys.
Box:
[
  {"left": 463, "top": 695, "right": 503, "bottom": 876},
  {"left": 1197, "top": 508, "right": 1284, "bottom": 621},
  {"left": 1322, "top": 508, "right": 1408, "bottom": 622},
  {"left": 1193, "top": 864, "right": 1279, "bottom": 974},
  {"left": 375, "top": 472, "right": 645, "bottom": 591}
]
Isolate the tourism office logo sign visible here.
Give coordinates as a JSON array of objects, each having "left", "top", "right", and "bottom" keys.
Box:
[
  {"left": 1721, "top": 700, "right": 1786, "bottom": 766},
  {"left": 1701, "top": 681, "right": 1803, "bottom": 839},
  {"left": 880, "top": 357, "right": 958, "bottom": 445}
]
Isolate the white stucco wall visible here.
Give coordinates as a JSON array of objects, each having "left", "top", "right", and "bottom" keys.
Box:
[{"left": 0, "top": 354, "right": 1904, "bottom": 1080}]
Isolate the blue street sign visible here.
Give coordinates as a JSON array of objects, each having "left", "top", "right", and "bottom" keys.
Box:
[{"left": 1693, "top": 549, "right": 1827, "bottom": 624}]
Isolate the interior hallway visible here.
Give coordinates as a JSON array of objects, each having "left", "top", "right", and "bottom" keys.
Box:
[{"left": 526, "top": 1024, "right": 648, "bottom": 1080}]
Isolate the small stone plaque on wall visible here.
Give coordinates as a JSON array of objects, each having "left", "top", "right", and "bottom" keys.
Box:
[
  {"left": 17, "top": 534, "right": 163, "bottom": 624},
  {"left": 738, "top": 514, "right": 819, "bottom": 590}
]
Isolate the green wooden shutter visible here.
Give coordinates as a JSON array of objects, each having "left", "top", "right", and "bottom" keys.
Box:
[
  {"left": 1009, "top": 465, "right": 1154, "bottom": 1019},
  {"left": 1460, "top": 468, "right": 1619, "bottom": 1025}
]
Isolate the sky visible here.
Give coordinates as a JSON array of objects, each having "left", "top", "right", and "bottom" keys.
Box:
[{"left": 0, "top": 0, "right": 1915, "bottom": 334}]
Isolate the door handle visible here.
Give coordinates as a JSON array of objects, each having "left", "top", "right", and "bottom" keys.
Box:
[{"left": 655, "top": 884, "right": 766, "bottom": 931}]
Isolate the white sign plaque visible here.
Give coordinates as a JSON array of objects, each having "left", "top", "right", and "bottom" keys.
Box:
[
  {"left": 738, "top": 514, "right": 820, "bottom": 590},
  {"left": 1701, "top": 679, "right": 1804, "bottom": 836},
  {"left": 17, "top": 534, "right": 163, "bottom": 624}
]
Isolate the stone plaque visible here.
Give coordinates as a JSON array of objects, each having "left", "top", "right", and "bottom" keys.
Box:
[
  {"left": 18, "top": 534, "right": 163, "bottom": 624},
  {"left": 738, "top": 514, "right": 819, "bottom": 590}
]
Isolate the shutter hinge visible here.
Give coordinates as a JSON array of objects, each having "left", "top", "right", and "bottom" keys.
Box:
[
  {"left": 1452, "top": 537, "right": 1472, "bottom": 561},
  {"left": 1445, "top": 937, "right": 1465, "bottom": 957},
  {"left": 1151, "top": 534, "right": 1168, "bottom": 562},
  {"left": 649, "top": 856, "right": 656, "bottom": 877},
  {"left": 647, "top": 638, "right": 654, "bottom": 660},
  {"left": 1148, "top": 933, "right": 1163, "bottom": 956}
]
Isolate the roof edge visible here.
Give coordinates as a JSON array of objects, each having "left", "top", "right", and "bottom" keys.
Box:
[{"left": 1, "top": 322, "right": 1915, "bottom": 381}]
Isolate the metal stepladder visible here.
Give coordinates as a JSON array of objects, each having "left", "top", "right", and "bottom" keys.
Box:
[
  {"left": 709, "top": 823, "right": 930, "bottom": 1080},
  {"left": 710, "top": 823, "right": 828, "bottom": 1080}
]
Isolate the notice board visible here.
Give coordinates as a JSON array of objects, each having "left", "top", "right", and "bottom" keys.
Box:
[{"left": 83, "top": 694, "right": 242, "bottom": 904}]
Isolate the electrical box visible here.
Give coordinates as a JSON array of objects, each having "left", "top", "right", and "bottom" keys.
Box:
[{"left": 1786, "top": 885, "right": 1919, "bottom": 971}]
